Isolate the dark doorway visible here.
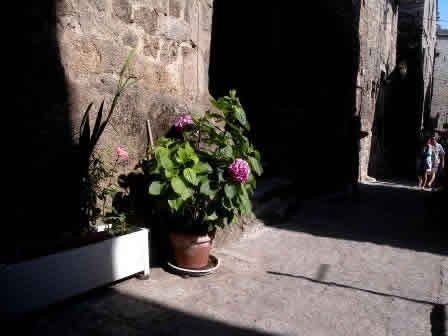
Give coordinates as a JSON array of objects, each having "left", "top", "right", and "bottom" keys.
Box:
[{"left": 209, "top": 1, "right": 359, "bottom": 195}]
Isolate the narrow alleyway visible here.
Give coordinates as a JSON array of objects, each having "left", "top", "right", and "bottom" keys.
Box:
[{"left": 15, "top": 179, "right": 448, "bottom": 336}]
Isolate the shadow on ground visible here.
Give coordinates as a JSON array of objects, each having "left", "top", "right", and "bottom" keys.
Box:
[
  {"left": 10, "top": 287, "right": 275, "bottom": 336},
  {"left": 253, "top": 177, "right": 448, "bottom": 256}
]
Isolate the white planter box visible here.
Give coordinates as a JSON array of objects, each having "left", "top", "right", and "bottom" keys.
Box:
[{"left": 1, "top": 228, "right": 150, "bottom": 316}]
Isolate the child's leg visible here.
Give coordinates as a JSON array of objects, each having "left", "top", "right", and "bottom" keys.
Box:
[{"left": 417, "top": 175, "right": 423, "bottom": 188}]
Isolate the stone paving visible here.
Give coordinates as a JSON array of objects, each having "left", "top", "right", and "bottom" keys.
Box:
[{"left": 14, "top": 179, "right": 448, "bottom": 335}]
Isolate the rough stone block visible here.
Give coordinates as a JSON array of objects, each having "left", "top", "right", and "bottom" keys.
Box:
[
  {"left": 135, "top": 7, "right": 158, "bottom": 35},
  {"left": 143, "top": 37, "right": 161, "bottom": 59},
  {"left": 159, "top": 16, "right": 191, "bottom": 41},
  {"left": 59, "top": 32, "right": 102, "bottom": 79},
  {"left": 169, "top": 0, "right": 182, "bottom": 18},
  {"left": 122, "top": 30, "right": 139, "bottom": 48},
  {"left": 113, "top": 0, "right": 133, "bottom": 24},
  {"left": 160, "top": 39, "right": 180, "bottom": 64}
]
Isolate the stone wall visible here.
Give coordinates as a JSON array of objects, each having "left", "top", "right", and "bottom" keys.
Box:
[
  {"left": 421, "top": 0, "right": 438, "bottom": 122},
  {"left": 385, "top": 0, "right": 438, "bottom": 176},
  {"left": 58, "top": 0, "right": 213, "bottom": 163},
  {"left": 355, "top": 0, "right": 398, "bottom": 180},
  {"left": 397, "top": 0, "right": 437, "bottom": 125},
  {"left": 6, "top": 1, "right": 214, "bottom": 244},
  {"left": 431, "top": 33, "right": 448, "bottom": 130}
]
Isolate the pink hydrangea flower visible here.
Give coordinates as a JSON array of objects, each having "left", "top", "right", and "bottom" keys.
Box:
[
  {"left": 228, "top": 159, "right": 250, "bottom": 183},
  {"left": 174, "top": 114, "right": 193, "bottom": 132},
  {"left": 116, "top": 146, "right": 129, "bottom": 159}
]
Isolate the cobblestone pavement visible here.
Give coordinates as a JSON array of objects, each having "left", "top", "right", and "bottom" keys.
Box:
[{"left": 13, "top": 179, "right": 448, "bottom": 335}]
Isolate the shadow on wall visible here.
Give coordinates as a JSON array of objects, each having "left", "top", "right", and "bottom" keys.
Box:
[
  {"left": 4, "top": 2, "right": 80, "bottom": 262},
  {"left": 368, "top": 72, "right": 389, "bottom": 179},
  {"left": 381, "top": 58, "right": 423, "bottom": 179},
  {"left": 209, "top": 0, "right": 360, "bottom": 197},
  {"left": 390, "top": 11, "right": 427, "bottom": 178}
]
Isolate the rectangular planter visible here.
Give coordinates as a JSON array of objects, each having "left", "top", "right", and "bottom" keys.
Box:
[{"left": 1, "top": 228, "right": 150, "bottom": 316}]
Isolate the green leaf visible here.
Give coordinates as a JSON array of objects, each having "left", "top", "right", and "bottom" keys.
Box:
[
  {"left": 168, "top": 197, "right": 184, "bottom": 211},
  {"left": 205, "top": 212, "right": 218, "bottom": 221},
  {"left": 199, "top": 174, "right": 209, "bottom": 184},
  {"left": 210, "top": 97, "right": 219, "bottom": 110},
  {"left": 210, "top": 97, "right": 232, "bottom": 116},
  {"left": 218, "top": 145, "right": 233, "bottom": 160},
  {"left": 247, "top": 173, "right": 256, "bottom": 189},
  {"left": 239, "top": 195, "right": 252, "bottom": 215},
  {"left": 175, "top": 147, "right": 189, "bottom": 164},
  {"left": 217, "top": 169, "right": 225, "bottom": 182},
  {"left": 90, "top": 101, "right": 104, "bottom": 148},
  {"left": 224, "top": 184, "right": 237, "bottom": 199},
  {"left": 192, "top": 162, "right": 212, "bottom": 174},
  {"left": 156, "top": 137, "right": 174, "bottom": 148},
  {"left": 205, "top": 110, "right": 224, "bottom": 121},
  {"left": 183, "top": 168, "right": 199, "bottom": 186},
  {"left": 248, "top": 156, "right": 263, "bottom": 176},
  {"left": 222, "top": 197, "right": 233, "bottom": 210},
  {"left": 171, "top": 177, "right": 193, "bottom": 200},
  {"left": 200, "top": 180, "right": 216, "bottom": 197},
  {"left": 164, "top": 168, "right": 176, "bottom": 178},
  {"left": 80, "top": 103, "right": 93, "bottom": 155},
  {"left": 239, "top": 182, "right": 249, "bottom": 198},
  {"left": 149, "top": 181, "right": 164, "bottom": 195},
  {"left": 119, "top": 48, "right": 136, "bottom": 87},
  {"left": 184, "top": 143, "right": 199, "bottom": 164},
  {"left": 233, "top": 105, "right": 248, "bottom": 129},
  {"left": 157, "top": 148, "right": 174, "bottom": 170}
]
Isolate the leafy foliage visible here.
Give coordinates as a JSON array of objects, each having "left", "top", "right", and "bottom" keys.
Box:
[
  {"left": 79, "top": 48, "right": 138, "bottom": 230},
  {"left": 144, "top": 90, "right": 262, "bottom": 234}
]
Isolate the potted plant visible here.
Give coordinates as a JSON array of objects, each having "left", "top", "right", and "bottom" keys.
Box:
[{"left": 145, "top": 90, "right": 262, "bottom": 269}]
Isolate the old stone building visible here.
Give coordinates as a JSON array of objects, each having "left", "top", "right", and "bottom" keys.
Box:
[
  {"left": 58, "top": 0, "right": 213, "bottom": 159},
  {"left": 398, "top": 0, "right": 438, "bottom": 126},
  {"left": 430, "top": 29, "right": 448, "bottom": 130},
  {"left": 8, "top": 0, "right": 214, "bottom": 243},
  {"left": 386, "top": 0, "right": 438, "bottom": 175},
  {"left": 5, "top": 0, "right": 439, "bottom": 252},
  {"left": 355, "top": 0, "right": 399, "bottom": 180}
]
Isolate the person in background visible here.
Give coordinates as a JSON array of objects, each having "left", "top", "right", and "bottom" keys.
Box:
[
  {"left": 426, "top": 135, "right": 445, "bottom": 190},
  {"left": 417, "top": 136, "right": 432, "bottom": 190}
]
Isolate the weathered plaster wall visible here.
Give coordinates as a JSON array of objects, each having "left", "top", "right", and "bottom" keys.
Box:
[
  {"left": 355, "top": 0, "right": 398, "bottom": 181},
  {"left": 57, "top": 0, "right": 213, "bottom": 164},
  {"left": 431, "top": 33, "right": 448, "bottom": 130}
]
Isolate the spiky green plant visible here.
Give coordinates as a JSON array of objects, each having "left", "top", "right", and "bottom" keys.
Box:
[{"left": 79, "top": 48, "right": 138, "bottom": 230}]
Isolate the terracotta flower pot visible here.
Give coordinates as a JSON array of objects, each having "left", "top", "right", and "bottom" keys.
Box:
[{"left": 169, "top": 232, "right": 213, "bottom": 269}]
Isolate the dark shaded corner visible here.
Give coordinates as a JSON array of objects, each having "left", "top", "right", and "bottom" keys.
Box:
[
  {"left": 4, "top": 1, "right": 78, "bottom": 264},
  {"left": 430, "top": 304, "right": 446, "bottom": 336},
  {"left": 209, "top": 1, "right": 360, "bottom": 199},
  {"left": 10, "top": 288, "right": 275, "bottom": 336}
]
